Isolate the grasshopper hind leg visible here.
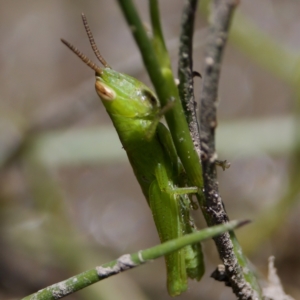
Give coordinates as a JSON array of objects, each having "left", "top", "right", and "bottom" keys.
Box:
[
  {"left": 155, "top": 163, "right": 205, "bottom": 282},
  {"left": 149, "top": 179, "right": 188, "bottom": 296},
  {"left": 180, "top": 194, "right": 205, "bottom": 281}
]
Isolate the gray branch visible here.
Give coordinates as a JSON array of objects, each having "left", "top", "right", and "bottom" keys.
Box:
[
  {"left": 199, "top": 0, "right": 261, "bottom": 299},
  {"left": 178, "top": 0, "right": 201, "bottom": 158}
]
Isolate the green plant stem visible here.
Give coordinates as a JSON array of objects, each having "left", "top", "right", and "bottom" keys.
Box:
[
  {"left": 117, "top": 0, "right": 204, "bottom": 194},
  {"left": 149, "top": 0, "right": 170, "bottom": 68},
  {"left": 149, "top": 0, "right": 164, "bottom": 48},
  {"left": 22, "top": 220, "right": 245, "bottom": 300}
]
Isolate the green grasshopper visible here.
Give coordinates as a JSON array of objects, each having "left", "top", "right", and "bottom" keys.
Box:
[{"left": 61, "top": 14, "right": 204, "bottom": 296}]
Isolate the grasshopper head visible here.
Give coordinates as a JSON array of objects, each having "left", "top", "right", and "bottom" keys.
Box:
[
  {"left": 61, "top": 14, "right": 160, "bottom": 120},
  {"left": 95, "top": 69, "right": 160, "bottom": 119}
]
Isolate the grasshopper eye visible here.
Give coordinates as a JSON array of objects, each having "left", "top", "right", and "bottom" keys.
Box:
[
  {"left": 141, "top": 89, "right": 159, "bottom": 107},
  {"left": 95, "top": 80, "right": 116, "bottom": 101}
]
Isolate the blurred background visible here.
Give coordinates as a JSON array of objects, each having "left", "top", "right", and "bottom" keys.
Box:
[{"left": 0, "top": 0, "right": 299, "bottom": 299}]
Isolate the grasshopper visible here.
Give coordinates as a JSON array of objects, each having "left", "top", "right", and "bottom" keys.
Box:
[{"left": 61, "top": 14, "right": 204, "bottom": 296}]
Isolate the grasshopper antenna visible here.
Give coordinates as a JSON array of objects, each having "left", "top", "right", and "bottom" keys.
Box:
[
  {"left": 61, "top": 38, "right": 103, "bottom": 74},
  {"left": 81, "top": 13, "right": 111, "bottom": 68}
]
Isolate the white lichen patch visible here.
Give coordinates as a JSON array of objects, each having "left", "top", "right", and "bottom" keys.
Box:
[
  {"left": 51, "top": 281, "right": 73, "bottom": 299},
  {"left": 205, "top": 57, "right": 214, "bottom": 66},
  {"left": 96, "top": 254, "right": 138, "bottom": 278},
  {"left": 182, "top": 52, "right": 188, "bottom": 58},
  {"left": 174, "top": 78, "right": 180, "bottom": 86},
  {"left": 138, "top": 250, "right": 145, "bottom": 263},
  {"left": 210, "top": 152, "right": 218, "bottom": 162},
  {"left": 96, "top": 265, "right": 115, "bottom": 278}
]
